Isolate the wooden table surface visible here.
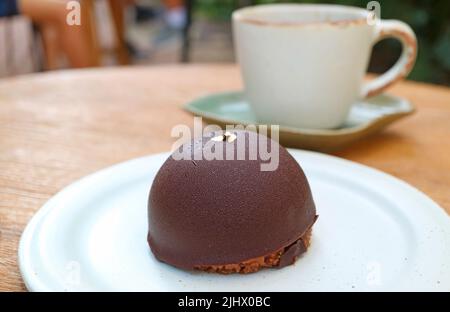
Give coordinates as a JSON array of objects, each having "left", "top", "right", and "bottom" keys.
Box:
[{"left": 0, "top": 64, "right": 449, "bottom": 291}]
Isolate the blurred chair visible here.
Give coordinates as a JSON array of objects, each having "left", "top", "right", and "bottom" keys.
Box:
[
  {"left": 181, "top": 0, "right": 192, "bottom": 62},
  {"left": 19, "top": 0, "right": 130, "bottom": 70}
]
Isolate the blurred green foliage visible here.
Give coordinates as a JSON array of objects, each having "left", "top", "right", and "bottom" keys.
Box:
[{"left": 195, "top": 0, "right": 450, "bottom": 86}]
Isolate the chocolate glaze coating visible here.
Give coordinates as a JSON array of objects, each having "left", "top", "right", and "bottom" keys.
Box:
[{"left": 148, "top": 130, "right": 317, "bottom": 270}]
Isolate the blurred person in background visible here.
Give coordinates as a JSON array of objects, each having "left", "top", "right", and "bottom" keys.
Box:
[
  {"left": 0, "top": 0, "right": 19, "bottom": 17},
  {"left": 0, "top": 0, "right": 134, "bottom": 72},
  {"left": 127, "top": 0, "right": 187, "bottom": 60},
  {"left": 164, "top": 0, "right": 186, "bottom": 30}
]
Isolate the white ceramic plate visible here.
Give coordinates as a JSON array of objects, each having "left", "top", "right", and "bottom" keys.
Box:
[{"left": 19, "top": 150, "right": 450, "bottom": 292}]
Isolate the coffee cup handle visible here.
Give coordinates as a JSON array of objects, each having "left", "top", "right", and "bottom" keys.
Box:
[{"left": 361, "top": 20, "right": 417, "bottom": 98}]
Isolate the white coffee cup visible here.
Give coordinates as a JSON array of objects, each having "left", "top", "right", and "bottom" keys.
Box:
[{"left": 232, "top": 4, "right": 417, "bottom": 129}]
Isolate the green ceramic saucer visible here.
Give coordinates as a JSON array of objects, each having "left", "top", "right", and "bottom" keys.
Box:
[{"left": 184, "top": 91, "right": 415, "bottom": 152}]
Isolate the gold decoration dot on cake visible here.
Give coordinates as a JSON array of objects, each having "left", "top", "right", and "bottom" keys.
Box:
[{"left": 211, "top": 132, "right": 237, "bottom": 143}]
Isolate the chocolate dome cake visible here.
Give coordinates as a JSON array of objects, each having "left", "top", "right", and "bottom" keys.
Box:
[{"left": 148, "top": 130, "right": 317, "bottom": 274}]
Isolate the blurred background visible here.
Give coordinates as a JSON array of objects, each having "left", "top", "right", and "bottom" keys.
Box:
[{"left": 0, "top": 0, "right": 449, "bottom": 85}]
